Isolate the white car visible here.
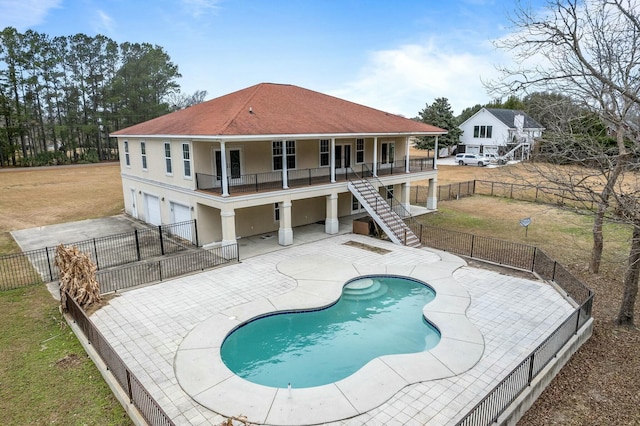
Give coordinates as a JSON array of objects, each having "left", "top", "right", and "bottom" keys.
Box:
[{"left": 455, "top": 153, "right": 490, "bottom": 166}]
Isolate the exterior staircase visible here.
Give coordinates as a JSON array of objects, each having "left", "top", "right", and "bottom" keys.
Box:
[{"left": 348, "top": 179, "right": 422, "bottom": 248}]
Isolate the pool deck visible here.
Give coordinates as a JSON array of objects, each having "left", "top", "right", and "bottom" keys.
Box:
[{"left": 90, "top": 233, "right": 574, "bottom": 425}]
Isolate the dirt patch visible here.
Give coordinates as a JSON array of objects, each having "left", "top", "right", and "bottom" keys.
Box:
[
  {"left": 84, "top": 293, "right": 117, "bottom": 316},
  {"left": 54, "top": 353, "right": 83, "bottom": 370},
  {"left": 343, "top": 240, "right": 392, "bottom": 254}
]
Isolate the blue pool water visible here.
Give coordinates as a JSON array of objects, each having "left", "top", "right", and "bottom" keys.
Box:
[{"left": 220, "top": 276, "right": 440, "bottom": 388}]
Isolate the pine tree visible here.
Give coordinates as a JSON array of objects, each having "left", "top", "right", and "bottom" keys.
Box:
[{"left": 415, "top": 97, "right": 462, "bottom": 150}]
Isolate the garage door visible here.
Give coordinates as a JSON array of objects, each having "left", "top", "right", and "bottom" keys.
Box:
[
  {"left": 170, "top": 202, "right": 193, "bottom": 242},
  {"left": 144, "top": 194, "right": 161, "bottom": 226}
]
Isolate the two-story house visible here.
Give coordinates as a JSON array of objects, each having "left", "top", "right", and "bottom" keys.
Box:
[
  {"left": 458, "top": 108, "right": 544, "bottom": 159},
  {"left": 111, "top": 83, "right": 445, "bottom": 249}
]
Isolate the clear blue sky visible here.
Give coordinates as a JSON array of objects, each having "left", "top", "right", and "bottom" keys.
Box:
[{"left": 0, "top": 0, "right": 545, "bottom": 116}]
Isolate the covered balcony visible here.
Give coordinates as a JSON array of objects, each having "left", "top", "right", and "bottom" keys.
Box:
[{"left": 195, "top": 157, "right": 434, "bottom": 196}]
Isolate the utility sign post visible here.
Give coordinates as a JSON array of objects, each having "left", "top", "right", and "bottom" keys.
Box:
[{"left": 520, "top": 217, "right": 532, "bottom": 237}]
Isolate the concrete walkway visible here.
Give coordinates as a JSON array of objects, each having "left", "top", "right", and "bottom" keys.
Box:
[{"left": 90, "top": 233, "right": 574, "bottom": 425}]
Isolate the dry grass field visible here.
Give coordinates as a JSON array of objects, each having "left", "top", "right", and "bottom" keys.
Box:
[{"left": 0, "top": 160, "right": 638, "bottom": 425}]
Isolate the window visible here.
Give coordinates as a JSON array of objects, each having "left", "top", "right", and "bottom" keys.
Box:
[
  {"left": 351, "top": 194, "right": 361, "bottom": 211},
  {"left": 381, "top": 142, "right": 395, "bottom": 164},
  {"left": 286, "top": 140, "right": 296, "bottom": 169},
  {"left": 182, "top": 143, "right": 191, "bottom": 178},
  {"left": 274, "top": 203, "right": 280, "bottom": 221},
  {"left": 164, "top": 142, "right": 172, "bottom": 174},
  {"left": 272, "top": 140, "right": 296, "bottom": 170},
  {"left": 356, "top": 138, "right": 364, "bottom": 163},
  {"left": 473, "top": 125, "right": 493, "bottom": 138},
  {"left": 140, "top": 141, "right": 147, "bottom": 170},
  {"left": 124, "top": 141, "right": 130, "bottom": 166},
  {"left": 319, "top": 139, "right": 330, "bottom": 167}
]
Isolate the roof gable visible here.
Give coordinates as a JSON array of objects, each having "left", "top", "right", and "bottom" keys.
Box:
[{"left": 112, "top": 83, "right": 446, "bottom": 137}]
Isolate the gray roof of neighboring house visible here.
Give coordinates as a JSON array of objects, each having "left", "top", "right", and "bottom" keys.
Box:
[{"left": 485, "top": 108, "right": 544, "bottom": 130}]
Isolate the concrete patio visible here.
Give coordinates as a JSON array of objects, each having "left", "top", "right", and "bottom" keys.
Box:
[{"left": 88, "top": 232, "right": 575, "bottom": 425}]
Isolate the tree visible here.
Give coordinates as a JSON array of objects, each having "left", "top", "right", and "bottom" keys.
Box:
[
  {"left": 415, "top": 97, "right": 462, "bottom": 151},
  {"left": 167, "top": 89, "right": 208, "bottom": 111},
  {"left": 491, "top": 0, "right": 640, "bottom": 325},
  {"left": 457, "top": 104, "right": 483, "bottom": 125},
  {"left": 0, "top": 29, "right": 191, "bottom": 166}
]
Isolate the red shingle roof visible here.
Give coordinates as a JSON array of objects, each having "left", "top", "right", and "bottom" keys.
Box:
[{"left": 111, "top": 83, "right": 446, "bottom": 137}]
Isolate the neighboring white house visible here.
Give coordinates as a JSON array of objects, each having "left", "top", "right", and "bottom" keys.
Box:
[
  {"left": 458, "top": 108, "right": 544, "bottom": 159},
  {"left": 111, "top": 83, "right": 446, "bottom": 248}
]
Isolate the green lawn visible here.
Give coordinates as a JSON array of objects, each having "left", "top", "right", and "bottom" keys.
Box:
[{"left": 0, "top": 284, "right": 131, "bottom": 425}]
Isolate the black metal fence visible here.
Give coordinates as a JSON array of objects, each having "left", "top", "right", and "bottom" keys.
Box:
[
  {"left": 412, "top": 179, "right": 596, "bottom": 209},
  {"left": 418, "top": 225, "right": 594, "bottom": 426},
  {"left": 0, "top": 220, "right": 198, "bottom": 291},
  {"left": 63, "top": 291, "right": 175, "bottom": 426},
  {"left": 97, "top": 244, "right": 239, "bottom": 294}
]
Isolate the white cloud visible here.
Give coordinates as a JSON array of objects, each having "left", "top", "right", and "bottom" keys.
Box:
[
  {"left": 0, "top": 0, "right": 61, "bottom": 29},
  {"left": 95, "top": 10, "right": 115, "bottom": 34},
  {"left": 332, "top": 40, "right": 504, "bottom": 117},
  {"left": 181, "top": 0, "right": 221, "bottom": 18}
]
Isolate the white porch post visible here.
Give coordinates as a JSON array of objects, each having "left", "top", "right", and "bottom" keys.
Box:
[
  {"left": 427, "top": 177, "right": 438, "bottom": 210},
  {"left": 278, "top": 201, "right": 293, "bottom": 245},
  {"left": 405, "top": 136, "right": 410, "bottom": 173},
  {"left": 325, "top": 193, "right": 339, "bottom": 234},
  {"left": 433, "top": 135, "right": 439, "bottom": 170},
  {"left": 330, "top": 137, "right": 336, "bottom": 183},
  {"left": 373, "top": 137, "right": 378, "bottom": 176},
  {"left": 220, "top": 207, "right": 236, "bottom": 246},
  {"left": 220, "top": 141, "right": 229, "bottom": 197},
  {"left": 401, "top": 181, "right": 411, "bottom": 216},
  {"left": 281, "top": 140, "right": 289, "bottom": 189}
]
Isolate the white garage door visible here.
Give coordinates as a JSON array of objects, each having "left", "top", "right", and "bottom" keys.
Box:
[
  {"left": 170, "top": 202, "right": 193, "bottom": 242},
  {"left": 144, "top": 194, "right": 161, "bottom": 226}
]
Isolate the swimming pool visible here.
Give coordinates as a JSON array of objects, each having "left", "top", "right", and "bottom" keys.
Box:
[{"left": 221, "top": 276, "right": 441, "bottom": 388}]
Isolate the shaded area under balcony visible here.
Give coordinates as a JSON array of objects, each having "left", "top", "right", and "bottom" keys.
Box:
[{"left": 196, "top": 157, "right": 434, "bottom": 196}]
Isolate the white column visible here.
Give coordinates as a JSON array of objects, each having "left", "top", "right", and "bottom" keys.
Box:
[
  {"left": 278, "top": 201, "right": 293, "bottom": 245},
  {"left": 325, "top": 193, "right": 339, "bottom": 234},
  {"left": 433, "top": 135, "right": 439, "bottom": 170},
  {"left": 220, "top": 141, "right": 229, "bottom": 197},
  {"left": 330, "top": 137, "right": 336, "bottom": 183},
  {"left": 427, "top": 177, "right": 438, "bottom": 210},
  {"left": 372, "top": 137, "right": 378, "bottom": 176},
  {"left": 220, "top": 208, "right": 236, "bottom": 245},
  {"left": 405, "top": 136, "right": 410, "bottom": 173},
  {"left": 401, "top": 182, "right": 411, "bottom": 215},
  {"left": 282, "top": 140, "right": 289, "bottom": 189}
]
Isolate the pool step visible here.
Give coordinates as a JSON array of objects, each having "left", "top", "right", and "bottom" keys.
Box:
[{"left": 343, "top": 279, "right": 388, "bottom": 300}]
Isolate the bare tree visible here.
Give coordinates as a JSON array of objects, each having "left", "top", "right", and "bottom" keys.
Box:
[{"left": 490, "top": 0, "right": 640, "bottom": 325}]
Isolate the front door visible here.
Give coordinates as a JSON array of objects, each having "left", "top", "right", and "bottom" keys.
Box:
[
  {"left": 335, "top": 145, "right": 352, "bottom": 170},
  {"left": 215, "top": 149, "right": 242, "bottom": 180},
  {"left": 381, "top": 142, "right": 395, "bottom": 166},
  {"left": 130, "top": 189, "right": 138, "bottom": 218}
]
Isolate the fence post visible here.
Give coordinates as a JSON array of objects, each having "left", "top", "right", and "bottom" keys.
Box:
[
  {"left": 404, "top": 228, "right": 407, "bottom": 245},
  {"left": 510, "top": 184, "right": 514, "bottom": 199},
  {"left": 193, "top": 219, "right": 199, "bottom": 247},
  {"left": 531, "top": 247, "right": 536, "bottom": 272},
  {"left": 158, "top": 260, "right": 163, "bottom": 281},
  {"left": 552, "top": 261, "right": 557, "bottom": 281},
  {"left": 491, "top": 182, "right": 494, "bottom": 196},
  {"left": 458, "top": 182, "right": 461, "bottom": 198},
  {"left": 45, "top": 248, "right": 54, "bottom": 282},
  {"left": 473, "top": 179, "right": 476, "bottom": 195},
  {"left": 470, "top": 234, "right": 475, "bottom": 258},
  {"left": 126, "top": 370, "right": 134, "bottom": 403},
  {"left": 158, "top": 225, "right": 165, "bottom": 256},
  {"left": 134, "top": 230, "right": 141, "bottom": 261},
  {"left": 535, "top": 187, "right": 539, "bottom": 202},
  {"left": 575, "top": 309, "right": 581, "bottom": 335},
  {"left": 93, "top": 238, "right": 100, "bottom": 270},
  {"left": 528, "top": 354, "right": 536, "bottom": 384},
  {"left": 420, "top": 224, "right": 424, "bottom": 243}
]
